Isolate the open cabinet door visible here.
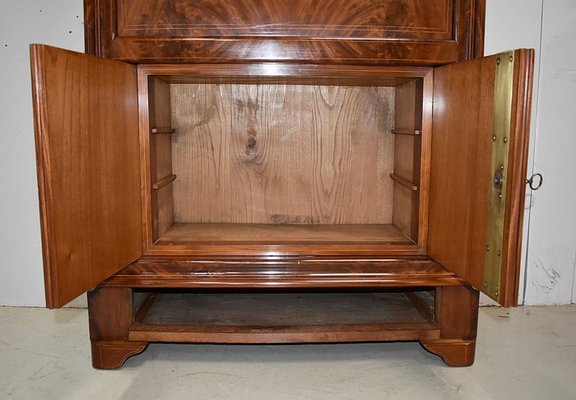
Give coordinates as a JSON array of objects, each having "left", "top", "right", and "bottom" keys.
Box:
[
  {"left": 31, "top": 45, "right": 142, "bottom": 308},
  {"left": 429, "top": 50, "right": 534, "bottom": 307}
]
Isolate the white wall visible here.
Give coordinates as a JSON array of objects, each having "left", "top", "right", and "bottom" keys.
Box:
[
  {"left": 0, "top": 1, "right": 83, "bottom": 306},
  {"left": 0, "top": 1, "right": 574, "bottom": 306},
  {"left": 521, "top": 1, "right": 576, "bottom": 304},
  {"left": 484, "top": 0, "right": 544, "bottom": 305},
  {"left": 486, "top": 0, "right": 576, "bottom": 305}
]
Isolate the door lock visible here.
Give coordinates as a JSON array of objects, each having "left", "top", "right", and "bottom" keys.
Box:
[{"left": 493, "top": 169, "right": 504, "bottom": 189}]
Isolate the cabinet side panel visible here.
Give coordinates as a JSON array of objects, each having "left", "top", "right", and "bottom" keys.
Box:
[
  {"left": 30, "top": 45, "right": 142, "bottom": 308},
  {"left": 149, "top": 79, "right": 175, "bottom": 239},
  {"left": 84, "top": 0, "right": 97, "bottom": 55},
  {"left": 393, "top": 80, "right": 423, "bottom": 239},
  {"left": 472, "top": 0, "right": 486, "bottom": 59}
]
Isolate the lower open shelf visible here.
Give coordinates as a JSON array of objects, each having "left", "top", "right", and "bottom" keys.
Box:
[{"left": 129, "top": 289, "right": 439, "bottom": 343}]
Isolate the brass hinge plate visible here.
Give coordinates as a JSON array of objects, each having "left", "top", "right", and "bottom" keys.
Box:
[{"left": 483, "top": 51, "right": 515, "bottom": 302}]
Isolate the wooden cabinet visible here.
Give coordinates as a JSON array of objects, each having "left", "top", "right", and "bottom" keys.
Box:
[{"left": 31, "top": 0, "right": 534, "bottom": 369}]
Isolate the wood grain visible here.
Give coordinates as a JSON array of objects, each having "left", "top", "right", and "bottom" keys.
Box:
[
  {"left": 393, "top": 79, "right": 423, "bottom": 240},
  {"left": 392, "top": 184, "right": 417, "bottom": 239},
  {"left": 428, "top": 51, "right": 534, "bottom": 303},
  {"left": 157, "top": 223, "right": 412, "bottom": 244},
  {"left": 138, "top": 64, "right": 432, "bottom": 256},
  {"left": 102, "top": 258, "right": 463, "bottom": 289},
  {"left": 420, "top": 339, "right": 476, "bottom": 366},
  {"left": 138, "top": 64, "right": 432, "bottom": 85},
  {"left": 170, "top": 83, "right": 395, "bottom": 225},
  {"left": 498, "top": 49, "right": 534, "bottom": 307},
  {"left": 88, "top": 287, "right": 148, "bottom": 369},
  {"left": 414, "top": 70, "right": 433, "bottom": 255},
  {"left": 30, "top": 45, "right": 142, "bottom": 308},
  {"left": 128, "top": 291, "right": 439, "bottom": 343},
  {"left": 53, "top": 0, "right": 497, "bottom": 369},
  {"left": 136, "top": 292, "right": 434, "bottom": 325},
  {"left": 394, "top": 80, "right": 422, "bottom": 183},
  {"left": 428, "top": 54, "right": 495, "bottom": 291},
  {"left": 84, "top": 0, "right": 483, "bottom": 65},
  {"left": 91, "top": 341, "right": 149, "bottom": 370},
  {"left": 152, "top": 174, "right": 176, "bottom": 190},
  {"left": 117, "top": 0, "right": 452, "bottom": 38},
  {"left": 420, "top": 285, "right": 479, "bottom": 366},
  {"left": 390, "top": 174, "right": 419, "bottom": 191},
  {"left": 148, "top": 78, "right": 174, "bottom": 239},
  {"left": 129, "top": 322, "right": 440, "bottom": 343}
]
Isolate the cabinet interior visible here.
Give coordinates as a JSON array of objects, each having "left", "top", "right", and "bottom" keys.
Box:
[{"left": 145, "top": 69, "right": 427, "bottom": 250}]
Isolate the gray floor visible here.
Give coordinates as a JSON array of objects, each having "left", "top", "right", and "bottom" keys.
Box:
[{"left": 1, "top": 306, "right": 575, "bottom": 400}]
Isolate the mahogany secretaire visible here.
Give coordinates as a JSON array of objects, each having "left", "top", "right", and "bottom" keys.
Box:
[{"left": 30, "top": 0, "right": 534, "bottom": 369}]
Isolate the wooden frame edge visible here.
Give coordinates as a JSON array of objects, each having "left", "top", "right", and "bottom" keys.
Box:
[
  {"left": 30, "top": 44, "right": 59, "bottom": 308},
  {"left": 498, "top": 49, "right": 535, "bottom": 307}
]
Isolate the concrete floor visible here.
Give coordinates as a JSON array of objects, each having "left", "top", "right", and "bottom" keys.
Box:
[{"left": 0, "top": 306, "right": 575, "bottom": 400}]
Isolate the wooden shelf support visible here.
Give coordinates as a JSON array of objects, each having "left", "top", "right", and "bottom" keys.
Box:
[
  {"left": 390, "top": 173, "right": 419, "bottom": 191},
  {"left": 151, "top": 127, "right": 176, "bottom": 134},
  {"left": 391, "top": 129, "right": 421, "bottom": 136},
  {"left": 152, "top": 174, "right": 176, "bottom": 190}
]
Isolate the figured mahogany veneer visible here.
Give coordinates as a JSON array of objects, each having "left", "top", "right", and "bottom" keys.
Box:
[
  {"left": 102, "top": 258, "right": 464, "bottom": 288},
  {"left": 84, "top": 0, "right": 485, "bottom": 64}
]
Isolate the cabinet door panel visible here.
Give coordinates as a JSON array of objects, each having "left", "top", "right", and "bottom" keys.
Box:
[
  {"left": 429, "top": 49, "right": 534, "bottom": 307},
  {"left": 30, "top": 45, "right": 142, "bottom": 308}
]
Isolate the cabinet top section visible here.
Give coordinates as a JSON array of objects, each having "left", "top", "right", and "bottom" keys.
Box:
[{"left": 85, "top": 0, "right": 485, "bottom": 65}]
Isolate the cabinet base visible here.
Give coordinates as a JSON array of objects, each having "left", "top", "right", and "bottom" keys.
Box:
[
  {"left": 89, "top": 339, "right": 477, "bottom": 369},
  {"left": 88, "top": 268, "right": 479, "bottom": 369},
  {"left": 91, "top": 341, "right": 149, "bottom": 369},
  {"left": 420, "top": 339, "right": 476, "bottom": 366}
]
